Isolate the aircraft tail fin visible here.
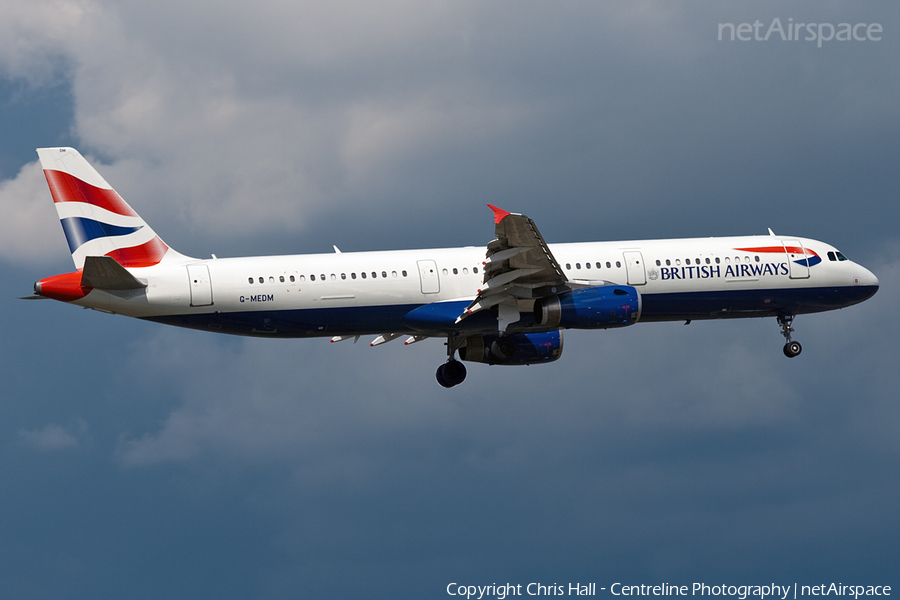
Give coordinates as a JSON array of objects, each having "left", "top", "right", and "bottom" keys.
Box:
[{"left": 36, "top": 147, "right": 186, "bottom": 269}]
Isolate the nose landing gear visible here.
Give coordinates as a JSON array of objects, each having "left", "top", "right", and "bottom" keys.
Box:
[{"left": 778, "top": 314, "right": 802, "bottom": 358}]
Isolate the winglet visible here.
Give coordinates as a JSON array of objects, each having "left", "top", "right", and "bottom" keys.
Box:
[{"left": 487, "top": 204, "right": 511, "bottom": 224}]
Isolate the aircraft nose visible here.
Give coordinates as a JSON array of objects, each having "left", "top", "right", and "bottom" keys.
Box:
[
  {"left": 855, "top": 264, "right": 879, "bottom": 299},
  {"left": 860, "top": 265, "right": 879, "bottom": 288}
]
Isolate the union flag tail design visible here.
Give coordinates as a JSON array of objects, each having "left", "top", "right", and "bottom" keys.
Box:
[{"left": 37, "top": 147, "right": 179, "bottom": 269}]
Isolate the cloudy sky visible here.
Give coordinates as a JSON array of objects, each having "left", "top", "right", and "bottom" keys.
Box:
[{"left": 1, "top": 0, "right": 898, "bottom": 598}]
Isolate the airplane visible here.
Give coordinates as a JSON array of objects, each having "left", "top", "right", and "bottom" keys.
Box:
[{"left": 28, "top": 147, "right": 879, "bottom": 387}]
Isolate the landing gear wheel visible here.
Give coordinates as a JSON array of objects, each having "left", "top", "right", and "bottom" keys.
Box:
[
  {"left": 436, "top": 360, "right": 467, "bottom": 388},
  {"left": 783, "top": 341, "right": 802, "bottom": 358},
  {"left": 777, "top": 314, "right": 802, "bottom": 359}
]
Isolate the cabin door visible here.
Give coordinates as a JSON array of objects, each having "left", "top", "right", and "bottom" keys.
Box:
[
  {"left": 187, "top": 264, "right": 214, "bottom": 306},
  {"left": 782, "top": 240, "right": 810, "bottom": 279},
  {"left": 623, "top": 251, "right": 647, "bottom": 285},
  {"left": 417, "top": 260, "right": 441, "bottom": 294}
]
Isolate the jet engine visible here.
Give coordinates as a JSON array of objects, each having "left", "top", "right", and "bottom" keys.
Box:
[
  {"left": 533, "top": 285, "right": 641, "bottom": 329},
  {"left": 458, "top": 330, "right": 563, "bottom": 365}
]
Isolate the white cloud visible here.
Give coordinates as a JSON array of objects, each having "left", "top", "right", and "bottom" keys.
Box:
[
  {"left": 0, "top": 159, "right": 69, "bottom": 264},
  {"left": 3, "top": 0, "right": 897, "bottom": 254},
  {"left": 0, "top": 0, "right": 550, "bottom": 240},
  {"left": 1, "top": 0, "right": 717, "bottom": 246},
  {"left": 0, "top": 0, "right": 94, "bottom": 84}
]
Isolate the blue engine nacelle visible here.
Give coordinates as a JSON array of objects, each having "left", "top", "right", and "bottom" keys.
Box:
[
  {"left": 458, "top": 330, "right": 564, "bottom": 365},
  {"left": 533, "top": 285, "right": 641, "bottom": 329}
]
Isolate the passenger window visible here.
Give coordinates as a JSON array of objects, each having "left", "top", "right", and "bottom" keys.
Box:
[
  {"left": 616, "top": 261, "right": 621, "bottom": 268},
  {"left": 371, "top": 272, "right": 377, "bottom": 278},
  {"left": 361, "top": 272, "right": 367, "bottom": 279},
  {"left": 452, "top": 268, "right": 458, "bottom": 275},
  {"left": 566, "top": 263, "right": 571, "bottom": 270},
  {"left": 341, "top": 273, "right": 346, "bottom": 280},
  {"left": 463, "top": 268, "right": 468, "bottom": 274},
  {"left": 311, "top": 275, "right": 316, "bottom": 281},
  {"left": 666, "top": 259, "right": 671, "bottom": 266},
  {"left": 351, "top": 272, "right": 357, "bottom": 279},
  {"left": 248, "top": 277, "right": 254, "bottom": 284},
  {"left": 606, "top": 262, "right": 611, "bottom": 268},
  {"left": 403, "top": 270, "right": 409, "bottom": 276},
  {"left": 585, "top": 262, "right": 591, "bottom": 269},
  {"left": 290, "top": 275, "right": 295, "bottom": 282},
  {"left": 258, "top": 277, "right": 264, "bottom": 284},
  {"left": 715, "top": 257, "right": 720, "bottom": 264},
  {"left": 279, "top": 276, "right": 285, "bottom": 283},
  {"left": 575, "top": 263, "right": 581, "bottom": 270},
  {"left": 754, "top": 256, "right": 760, "bottom": 262},
  {"left": 675, "top": 259, "right": 681, "bottom": 266},
  {"left": 392, "top": 271, "right": 398, "bottom": 277},
  {"left": 595, "top": 262, "right": 601, "bottom": 269},
  {"left": 299, "top": 275, "right": 306, "bottom": 282},
  {"left": 705, "top": 258, "right": 711, "bottom": 264},
  {"left": 321, "top": 274, "right": 326, "bottom": 280},
  {"left": 381, "top": 271, "right": 387, "bottom": 278},
  {"left": 269, "top": 277, "right": 275, "bottom": 283},
  {"left": 472, "top": 267, "right": 478, "bottom": 274},
  {"left": 655, "top": 260, "right": 661, "bottom": 266}
]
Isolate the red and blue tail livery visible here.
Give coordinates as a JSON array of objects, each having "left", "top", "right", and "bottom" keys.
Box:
[
  {"left": 37, "top": 148, "right": 176, "bottom": 269},
  {"left": 30, "top": 147, "right": 879, "bottom": 387}
]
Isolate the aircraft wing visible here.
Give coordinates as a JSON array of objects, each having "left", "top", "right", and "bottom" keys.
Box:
[{"left": 459, "top": 205, "right": 568, "bottom": 331}]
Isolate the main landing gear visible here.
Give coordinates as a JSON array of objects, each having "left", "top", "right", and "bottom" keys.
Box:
[
  {"left": 436, "top": 335, "right": 467, "bottom": 388},
  {"left": 778, "top": 314, "right": 802, "bottom": 358}
]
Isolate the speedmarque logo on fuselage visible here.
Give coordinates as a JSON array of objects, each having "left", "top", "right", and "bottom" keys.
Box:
[{"left": 658, "top": 245, "right": 821, "bottom": 281}]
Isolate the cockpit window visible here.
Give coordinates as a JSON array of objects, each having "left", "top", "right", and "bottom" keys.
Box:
[
  {"left": 836, "top": 251, "right": 848, "bottom": 261},
  {"left": 828, "top": 251, "right": 837, "bottom": 261}
]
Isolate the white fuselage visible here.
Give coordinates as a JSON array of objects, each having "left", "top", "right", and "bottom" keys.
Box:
[{"left": 68, "top": 234, "right": 879, "bottom": 339}]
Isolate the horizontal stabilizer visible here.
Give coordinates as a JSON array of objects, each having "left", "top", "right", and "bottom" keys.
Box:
[{"left": 81, "top": 256, "right": 147, "bottom": 290}]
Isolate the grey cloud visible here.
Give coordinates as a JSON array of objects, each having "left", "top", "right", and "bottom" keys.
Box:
[{"left": 17, "top": 419, "right": 90, "bottom": 451}]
